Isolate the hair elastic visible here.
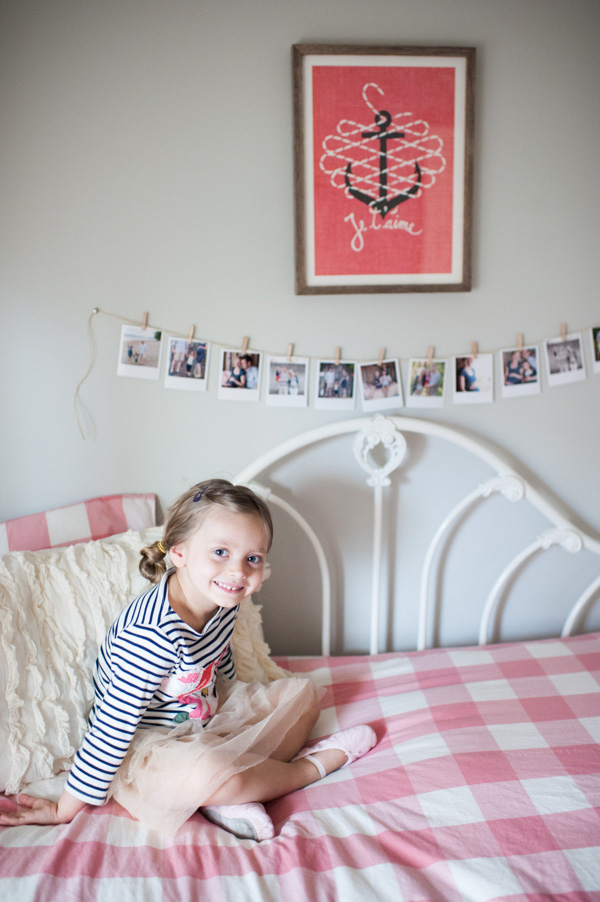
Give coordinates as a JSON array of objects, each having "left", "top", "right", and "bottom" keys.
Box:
[{"left": 157, "top": 540, "right": 166, "bottom": 554}]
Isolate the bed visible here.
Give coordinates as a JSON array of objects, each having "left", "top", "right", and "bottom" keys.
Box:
[{"left": 1, "top": 415, "right": 599, "bottom": 902}]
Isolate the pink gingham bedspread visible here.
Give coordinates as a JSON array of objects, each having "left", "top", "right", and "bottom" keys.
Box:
[{"left": 1, "top": 633, "right": 599, "bottom": 902}]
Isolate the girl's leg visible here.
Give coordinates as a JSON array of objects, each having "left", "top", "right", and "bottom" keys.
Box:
[
  {"left": 199, "top": 754, "right": 329, "bottom": 842},
  {"left": 200, "top": 682, "right": 376, "bottom": 840},
  {"left": 202, "top": 693, "right": 344, "bottom": 806},
  {"left": 203, "top": 724, "right": 376, "bottom": 806},
  {"left": 202, "top": 753, "right": 344, "bottom": 807},
  {"left": 267, "top": 695, "right": 320, "bottom": 762},
  {"left": 200, "top": 690, "right": 321, "bottom": 840}
]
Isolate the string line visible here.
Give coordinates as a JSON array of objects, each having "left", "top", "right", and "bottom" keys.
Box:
[
  {"left": 72, "top": 306, "right": 598, "bottom": 439},
  {"left": 91, "top": 307, "right": 597, "bottom": 364}
]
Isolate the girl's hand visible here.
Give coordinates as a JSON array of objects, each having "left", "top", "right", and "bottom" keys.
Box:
[
  {"left": 0, "top": 793, "right": 60, "bottom": 826},
  {"left": 0, "top": 790, "right": 86, "bottom": 826}
]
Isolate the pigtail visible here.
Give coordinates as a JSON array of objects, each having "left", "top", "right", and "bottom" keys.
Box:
[{"left": 139, "top": 539, "right": 168, "bottom": 584}]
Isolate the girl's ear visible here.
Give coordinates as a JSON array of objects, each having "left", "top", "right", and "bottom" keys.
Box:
[{"left": 169, "top": 542, "right": 187, "bottom": 569}]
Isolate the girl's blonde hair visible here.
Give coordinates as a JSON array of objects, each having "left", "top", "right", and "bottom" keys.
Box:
[{"left": 139, "top": 479, "right": 273, "bottom": 584}]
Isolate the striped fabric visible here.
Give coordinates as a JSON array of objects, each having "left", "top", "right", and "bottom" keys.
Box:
[
  {"left": 0, "top": 494, "right": 157, "bottom": 554},
  {"left": 66, "top": 571, "right": 237, "bottom": 805}
]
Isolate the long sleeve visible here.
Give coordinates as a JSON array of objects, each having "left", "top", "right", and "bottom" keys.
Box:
[
  {"left": 66, "top": 624, "right": 176, "bottom": 805},
  {"left": 217, "top": 642, "right": 236, "bottom": 680}
]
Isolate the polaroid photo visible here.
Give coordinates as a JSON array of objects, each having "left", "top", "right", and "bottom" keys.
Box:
[
  {"left": 218, "top": 348, "right": 262, "bottom": 401},
  {"left": 360, "top": 359, "right": 403, "bottom": 411},
  {"left": 406, "top": 358, "right": 447, "bottom": 408},
  {"left": 500, "top": 345, "right": 541, "bottom": 398},
  {"left": 266, "top": 356, "right": 309, "bottom": 407},
  {"left": 314, "top": 360, "right": 357, "bottom": 411},
  {"left": 453, "top": 353, "right": 494, "bottom": 405},
  {"left": 590, "top": 326, "right": 600, "bottom": 375},
  {"left": 117, "top": 325, "right": 163, "bottom": 380},
  {"left": 165, "top": 337, "right": 210, "bottom": 391},
  {"left": 544, "top": 333, "right": 586, "bottom": 387}
]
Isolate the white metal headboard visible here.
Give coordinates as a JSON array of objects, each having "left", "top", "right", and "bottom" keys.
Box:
[{"left": 235, "top": 415, "right": 600, "bottom": 655}]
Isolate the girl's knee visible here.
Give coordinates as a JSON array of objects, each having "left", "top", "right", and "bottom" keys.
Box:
[
  {"left": 217, "top": 769, "right": 248, "bottom": 799},
  {"left": 203, "top": 767, "right": 256, "bottom": 805},
  {"left": 297, "top": 677, "right": 321, "bottom": 711}
]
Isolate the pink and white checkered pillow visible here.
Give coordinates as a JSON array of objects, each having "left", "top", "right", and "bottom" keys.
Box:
[{"left": 0, "top": 494, "right": 157, "bottom": 554}]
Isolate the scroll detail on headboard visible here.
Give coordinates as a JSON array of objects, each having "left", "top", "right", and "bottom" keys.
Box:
[{"left": 236, "top": 415, "right": 600, "bottom": 656}]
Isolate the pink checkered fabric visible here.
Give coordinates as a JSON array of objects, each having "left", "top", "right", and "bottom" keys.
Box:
[
  {"left": 0, "top": 494, "right": 157, "bottom": 554},
  {"left": 1, "top": 633, "right": 599, "bottom": 901}
]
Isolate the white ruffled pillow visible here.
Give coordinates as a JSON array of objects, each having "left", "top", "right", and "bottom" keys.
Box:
[{"left": 0, "top": 527, "right": 287, "bottom": 795}]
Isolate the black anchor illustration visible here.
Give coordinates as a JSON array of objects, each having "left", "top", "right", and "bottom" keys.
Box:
[{"left": 345, "top": 109, "right": 422, "bottom": 219}]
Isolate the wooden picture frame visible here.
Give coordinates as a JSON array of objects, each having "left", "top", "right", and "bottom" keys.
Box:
[{"left": 292, "top": 44, "right": 476, "bottom": 294}]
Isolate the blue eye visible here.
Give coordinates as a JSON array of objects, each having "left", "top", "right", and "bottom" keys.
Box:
[
  {"left": 248, "top": 555, "right": 262, "bottom": 564},
  {"left": 214, "top": 548, "right": 228, "bottom": 557}
]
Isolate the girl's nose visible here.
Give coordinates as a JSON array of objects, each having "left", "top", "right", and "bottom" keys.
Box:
[{"left": 225, "top": 558, "right": 247, "bottom": 576}]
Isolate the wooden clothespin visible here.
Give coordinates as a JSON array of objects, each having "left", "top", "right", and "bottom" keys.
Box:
[
  {"left": 517, "top": 333, "right": 524, "bottom": 351},
  {"left": 187, "top": 325, "right": 195, "bottom": 343},
  {"left": 471, "top": 341, "right": 478, "bottom": 359},
  {"left": 378, "top": 347, "right": 386, "bottom": 367},
  {"left": 427, "top": 346, "right": 435, "bottom": 365},
  {"left": 560, "top": 323, "right": 567, "bottom": 341},
  {"left": 286, "top": 343, "right": 294, "bottom": 363},
  {"left": 241, "top": 336, "right": 249, "bottom": 354},
  {"left": 141, "top": 312, "right": 149, "bottom": 331},
  {"left": 334, "top": 347, "right": 341, "bottom": 366}
]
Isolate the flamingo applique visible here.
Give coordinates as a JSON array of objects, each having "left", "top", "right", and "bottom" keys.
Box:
[{"left": 161, "top": 663, "right": 218, "bottom": 721}]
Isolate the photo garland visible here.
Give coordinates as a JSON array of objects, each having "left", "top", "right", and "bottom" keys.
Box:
[{"left": 115, "top": 323, "right": 598, "bottom": 412}]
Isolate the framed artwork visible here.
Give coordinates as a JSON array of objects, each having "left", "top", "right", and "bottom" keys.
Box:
[{"left": 293, "top": 44, "right": 475, "bottom": 294}]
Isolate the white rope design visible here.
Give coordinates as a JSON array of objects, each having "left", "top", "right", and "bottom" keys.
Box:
[{"left": 319, "top": 83, "right": 446, "bottom": 204}]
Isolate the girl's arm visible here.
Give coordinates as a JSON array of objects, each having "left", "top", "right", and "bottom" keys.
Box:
[
  {"left": 66, "top": 625, "right": 174, "bottom": 807},
  {"left": 0, "top": 788, "right": 87, "bottom": 827},
  {"left": 217, "top": 642, "right": 236, "bottom": 680}
]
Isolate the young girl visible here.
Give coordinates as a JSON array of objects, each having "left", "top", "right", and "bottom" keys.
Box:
[{"left": 0, "top": 479, "right": 376, "bottom": 841}]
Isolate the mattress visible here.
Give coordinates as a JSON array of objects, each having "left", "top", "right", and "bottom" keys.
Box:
[{"left": 1, "top": 632, "right": 599, "bottom": 902}]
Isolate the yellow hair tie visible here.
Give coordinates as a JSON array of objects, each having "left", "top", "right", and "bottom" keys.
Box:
[{"left": 157, "top": 540, "right": 166, "bottom": 555}]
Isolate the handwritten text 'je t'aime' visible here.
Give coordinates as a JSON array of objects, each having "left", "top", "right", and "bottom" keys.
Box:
[{"left": 344, "top": 210, "right": 423, "bottom": 252}]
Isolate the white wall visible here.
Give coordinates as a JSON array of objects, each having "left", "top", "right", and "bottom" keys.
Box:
[{"left": 1, "top": 0, "right": 599, "bottom": 648}]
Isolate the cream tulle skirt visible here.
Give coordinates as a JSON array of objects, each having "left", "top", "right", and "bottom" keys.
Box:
[{"left": 109, "top": 676, "right": 321, "bottom": 835}]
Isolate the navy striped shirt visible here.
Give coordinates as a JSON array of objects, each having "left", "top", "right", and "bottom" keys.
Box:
[{"left": 66, "top": 570, "right": 238, "bottom": 806}]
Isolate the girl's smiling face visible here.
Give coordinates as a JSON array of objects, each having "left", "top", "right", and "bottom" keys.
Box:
[{"left": 169, "top": 507, "right": 268, "bottom": 630}]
